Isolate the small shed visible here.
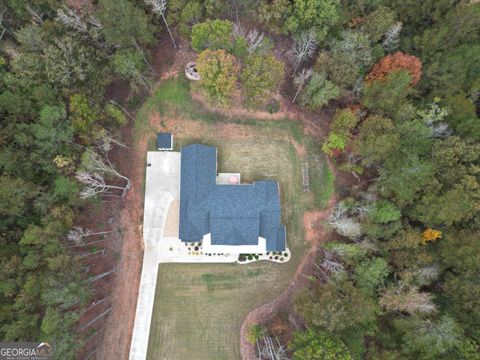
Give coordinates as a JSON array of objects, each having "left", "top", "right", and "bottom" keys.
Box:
[{"left": 156, "top": 133, "right": 173, "bottom": 151}]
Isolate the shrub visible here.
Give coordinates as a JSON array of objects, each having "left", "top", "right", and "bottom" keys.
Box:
[
  {"left": 267, "top": 100, "right": 280, "bottom": 113},
  {"left": 247, "top": 324, "right": 265, "bottom": 344},
  {"left": 322, "top": 133, "right": 347, "bottom": 156}
]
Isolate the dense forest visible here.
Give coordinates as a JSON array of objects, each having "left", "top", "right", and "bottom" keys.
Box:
[{"left": 0, "top": 0, "right": 479, "bottom": 359}]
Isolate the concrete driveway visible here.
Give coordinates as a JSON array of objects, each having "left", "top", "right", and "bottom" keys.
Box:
[
  {"left": 129, "top": 151, "right": 180, "bottom": 360},
  {"left": 129, "top": 151, "right": 237, "bottom": 360}
]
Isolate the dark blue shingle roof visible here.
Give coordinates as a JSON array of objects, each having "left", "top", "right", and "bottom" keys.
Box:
[
  {"left": 157, "top": 133, "right": 173, "bottom": 149},
  {"left": 179, "top": 144, "right": 286, "bottom": 252}
]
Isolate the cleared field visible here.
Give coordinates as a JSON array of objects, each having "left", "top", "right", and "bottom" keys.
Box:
[{"left": 138, "top": 77, "right": 332, "bottom": 360}]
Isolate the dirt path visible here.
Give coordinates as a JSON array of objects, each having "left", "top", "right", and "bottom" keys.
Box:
[{"left": 239, "top": 162, "right": 338, "bottom": 360}]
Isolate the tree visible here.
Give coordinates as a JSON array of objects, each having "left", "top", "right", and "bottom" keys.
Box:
[
  {"left": 241, "top": 54, "right": 284, "bottom": 108},
  {"left": 369, "top": 200, "right": 401, "bottom": 224},
  {"left": 382, "top": 22, "right": 402, "bottom": 53},
  {"left": 0, "top": 176, "right": 39, "bottom": 225},
  {"left": 56, "top": 6, "right": 102, "bottom": 42},
  {"left": 421, "top": 229, "right": 441, "bottom": 245},
  {"left": 294, "top": 279, "right": 378, "bottom": 334},
  {"left": 363, "top": 6, "right": 396, "bottom": 43},
  {"left": 76, "top": 150, "right": 131, "bottom": 198},
  {"left": 443, "top": 94, "right": 480, "bottom": 140},
  {"left": 328, "top": 202, "right": 362, "bottom": 240},
  {"left": 289, "top": 29, "right": 318, "bottom": 71},
  {"left": 96, "top": 0, "right": 155, "bottom": 47},
  {"left": 144, "top": 0, "right": 176, "bottom": 48},
  {"left": 324, "top": 242, "right": 367, "bottom": 265},
  {"left": 299, "top": 72, "right": 341, "bottom": 110},
  {"left": 66, "top": 226, "right": 112, "bottom": 247},
  {"left": 80, "top": 150, "right": 130, "bottom": 185},
  {"left": 363, "top": 70, "right": 415, "bottom": 121},
  {"left": 32, "top": 104, "right": 73, "bottom": 150},
  {"left": 354, "top": 116, "right": 399, "bottom": 166},
  {"left": 394, "top": 315, "right": 463, "bottom": 359},
  {"left": 366, "top": 52, "right": 422, "bottom": 85},
  {"left": 289, "top": 328, "right": 352, "bottom": 360},
  {"left": 314, "top": 51, "right": 359, "bottom": 89},
  {"left": 69, "top": 94, "right": 101, "bottom": 140},
  {"left": 412, "top": 176, "right": 480, "bottom": 227},
  {"left": 195, "top": 49, "right": 239, "bottom": 105},
  {"left": 258, "top": 0, "right": 291, "bottom": 35},
  {"left": 330, "top": 30, "right": 373, "bottom": 69},
  {"left": 20, "top": 104, "right": 75, "bottom": 174},
  {"left": 354, "top": 257, "right": 390, "bottom": 296},
  {"left": 166, "top": 0, "right": 205, "bottom": 37},
  {"left": 378, "top": 154, "right": 434, "bottom": 207},
  {"left": 438, "top": 230, "right": 480, "bottom": 341},
  {"left": 285, "top": 0, "right": 340, "bottom": 41},
  {"left": 380, "top": 285, "right": 437, "bottom": 315},
  {"left": 43, "top": 35, "right": 107, "bottom": 91},
  {"left": 293, "top": 67, "right": 313, "bottom": 103},
  {"left": 191, "top": 19, "right": 235, "bottom": 52},
  {"left": 113, "top": 49, "right": 151, "bottom": 94}
]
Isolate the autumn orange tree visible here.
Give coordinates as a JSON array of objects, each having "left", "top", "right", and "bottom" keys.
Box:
[{"left": 366, "top": 52, "right": 422, "bottom": 85}]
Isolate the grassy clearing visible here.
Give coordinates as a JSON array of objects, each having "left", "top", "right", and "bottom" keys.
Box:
[{"left": 140, "top": 77, "right": 333, "bottom": 360}]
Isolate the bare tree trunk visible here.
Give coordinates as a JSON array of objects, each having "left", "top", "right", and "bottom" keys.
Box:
[
  {"left": 92, "top": 281, "right": 112, "bottom": 294},
  {"left": 80, "top": 297, "right": 110, "bottom": 315},
  {"left": 84, "top": 351, "right": 97, "bottom": 360},
  {"left": 134, "top": 40, "right": 155, "bottom": 73},
  {"left": 292, "top": 87, "right": 302, "bottom": 103},
  {"left": 161, "top": 13, "right": 176, "bottom": 48},
  {"left": 69, "top": 238, "right": 107, "bottom": 248},
  {"left": 84, "top": 269, "right": 115, "bottom": 284},
  {"left": 84, "top": 328, "right": 104, "bottom": 343},
  {"left": 79, "top": 249, "right": 107, "bottom": 258},
  {"left": 109, "top": 100, "right": 133, "bottom": 120},
  {"left": 77, "top": 307, "right": 112, "bottom": 332}
]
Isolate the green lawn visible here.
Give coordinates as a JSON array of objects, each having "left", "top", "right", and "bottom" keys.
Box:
[{"left": 140, "top": 77, "right": 333, "bottom": 360}]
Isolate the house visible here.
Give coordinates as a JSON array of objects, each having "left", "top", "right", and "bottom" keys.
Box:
[
  {"left": 156, "top": 133, "right": 173, "bottom": 151},
  {"left": 179, "top": 144, "right": 286, "bottom": 253}
]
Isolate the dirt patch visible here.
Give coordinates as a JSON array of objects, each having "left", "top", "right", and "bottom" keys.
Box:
[{"left": 303, "top": 211, "right": 327, "bottom": 243}]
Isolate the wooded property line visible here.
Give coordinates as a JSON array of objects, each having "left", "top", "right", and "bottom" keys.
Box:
[{"left": 0, "top": 0, "right": 479, "bottom": 359}]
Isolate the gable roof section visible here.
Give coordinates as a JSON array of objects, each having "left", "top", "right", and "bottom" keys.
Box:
[{"left": 179, "top": 144, "right": 286, "bottom": 252}]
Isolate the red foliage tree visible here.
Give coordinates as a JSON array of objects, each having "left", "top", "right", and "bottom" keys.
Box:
[{"left": 366, "top": 52, "right": 422, "bottom": 85}]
